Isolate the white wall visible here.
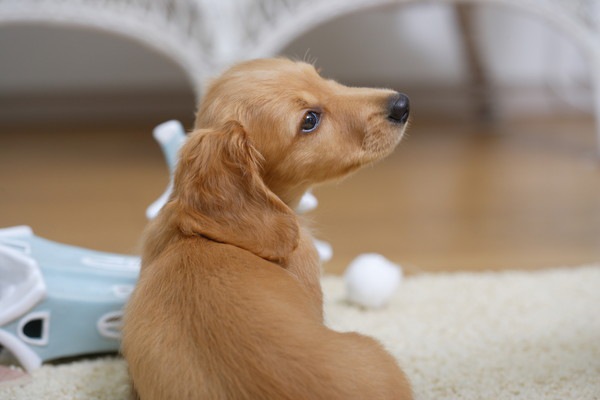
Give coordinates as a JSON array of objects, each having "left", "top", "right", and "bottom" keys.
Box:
[
  {"left": 281, "top": 3, "right": 593, "bottom": 116},
  {"left": 284, "top": 4, "right": 470, "bottom": 87},
  {"left": 0, "top": 2, "right": 594, "bottom": 120},
  {"left": 0, "top": 24, "right": 196, "bottom": 123},
  {"left": 282, "top": 3, "right": 591, "bottom": 87},
  {"left": 0, "top": 24, "right": 191, "bottom": 94}
]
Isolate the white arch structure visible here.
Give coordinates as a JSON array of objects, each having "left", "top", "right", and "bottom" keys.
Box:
[{"left": 1, "top": 0, "right": 599, "bottom": 151}]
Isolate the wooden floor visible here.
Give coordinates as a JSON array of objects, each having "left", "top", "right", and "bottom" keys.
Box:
[{"left": 1, "top": 117, "right": 599, "bottom": 275}]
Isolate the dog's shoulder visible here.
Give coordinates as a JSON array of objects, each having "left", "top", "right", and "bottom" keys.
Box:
[{"left": 146, "top": 234, "right": 275, "bottom": 277}]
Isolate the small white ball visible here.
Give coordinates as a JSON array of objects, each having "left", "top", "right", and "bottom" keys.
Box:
[
  {"left": 344, "top": 253, "right": 403, "bottom": 309},
  {"left": 313, "top": 239, "right": 333, "bottom": 263},
  {"left": 296, "top": 191, "right": 318, "bottom": 214}
]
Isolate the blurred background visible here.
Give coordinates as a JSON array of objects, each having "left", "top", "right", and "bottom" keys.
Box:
[{"left": 1, "top": 1, "right": 599, "bottom": 274}]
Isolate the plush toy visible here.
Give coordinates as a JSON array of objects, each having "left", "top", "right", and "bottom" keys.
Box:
[{"left": 344, "top": 253, "right": 403, "bottom": 309}]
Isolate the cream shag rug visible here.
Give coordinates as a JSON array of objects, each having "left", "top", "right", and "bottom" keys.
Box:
[{"left": 1, "top": 266, "right": 599, "bottom": 400}]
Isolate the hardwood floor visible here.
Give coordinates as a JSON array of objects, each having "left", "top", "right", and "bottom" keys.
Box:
[
  {"left": 313, "top": 116, "right": 600, "bottom": 274},
  {"left": 1, "top": 116, "right": 599, "bottom": 275},
  {"left": 0, "top": 122, "right": 170, "bottom": 255}
]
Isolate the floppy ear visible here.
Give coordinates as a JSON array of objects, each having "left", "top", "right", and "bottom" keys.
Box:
[{"left": 172, "top": 121, "right": 299, "bottom": 262}]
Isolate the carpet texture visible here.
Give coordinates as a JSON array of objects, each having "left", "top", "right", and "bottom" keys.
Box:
[{"left": 1, "top": 266, "right": 599, "bottom": 400}]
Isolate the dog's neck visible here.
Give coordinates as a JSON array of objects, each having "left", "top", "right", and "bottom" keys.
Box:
[{"left": 270, "top": 183, "right": 310, "bottom": 211}]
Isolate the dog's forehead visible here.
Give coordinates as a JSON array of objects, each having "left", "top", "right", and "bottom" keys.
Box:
[
  {"left": 256, "top": 72, "right": 333, "bottom": 107},
  {"left": 234, "top": 60, "right": 323, "bottom": 86},
  {"left": 238, "top": 75, "right": 329, "bottom": 112}
]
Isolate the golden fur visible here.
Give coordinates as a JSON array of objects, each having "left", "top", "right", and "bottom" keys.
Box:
[{"left": 122, "top": 58, "right": 412, "bottom": 399}]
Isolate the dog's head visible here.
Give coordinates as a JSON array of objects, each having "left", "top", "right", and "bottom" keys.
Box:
[{"left": 172, "top": 58, "right": 410, "bottom": 262}]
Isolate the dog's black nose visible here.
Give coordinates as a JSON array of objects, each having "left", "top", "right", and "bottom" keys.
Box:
[{"left": 388, "top": 93, "right": 410, "bottom": 124}]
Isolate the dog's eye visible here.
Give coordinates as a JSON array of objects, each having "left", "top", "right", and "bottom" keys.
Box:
[{"left": 300, "top": 111, "right": 320, "bottom": 133}]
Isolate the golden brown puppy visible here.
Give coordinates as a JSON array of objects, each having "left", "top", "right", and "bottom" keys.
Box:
[{"left": 122, "top": 58, "right": 412, "bottom": 400}]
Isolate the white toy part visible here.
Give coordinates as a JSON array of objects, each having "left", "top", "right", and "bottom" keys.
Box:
[
  {"left": 314, "top": 239, "right": 333, "bottom": 263},
  {"left": 145, "top": 120, "right": 187, "bottom": 220},
  {"left": 146, "top": 182, "right": 174, "bottom": 220},
  {"left": 296, "top": 191, "right": 318, "bottom": 214},
  {"left": 0, "top": 328, "right": 41, "bottom": 372},
  {"left": 344, "top": 253, "right": 403, "bottom": 309},
  {"left": 0, "top": 246, "right": 46, "bottom": 329}
]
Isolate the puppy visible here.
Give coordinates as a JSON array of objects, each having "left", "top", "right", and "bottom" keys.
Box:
[{"left": 122, "top": 58, "right": 412, "bottom": 400}]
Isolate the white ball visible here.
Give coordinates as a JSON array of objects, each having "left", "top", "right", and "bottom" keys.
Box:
[
  {"left": 344, "top": 253, "right": 403, "bottom": 309},
  {"left": 314, "top": 239, "right": 333, "bottom": 263},
  {"left": 296, "top": 191, "right": 318, "bottom": 214}
]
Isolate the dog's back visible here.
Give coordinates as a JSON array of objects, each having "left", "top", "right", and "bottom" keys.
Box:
[{"left": 124, "top": 230, "right": 410, "bottom": 400}]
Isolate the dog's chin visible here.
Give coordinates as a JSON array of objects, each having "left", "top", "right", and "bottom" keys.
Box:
[{"left": 361, "top": 123, "right": 406, "bottom": 164}]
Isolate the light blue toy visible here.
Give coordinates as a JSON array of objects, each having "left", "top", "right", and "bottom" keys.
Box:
[
  {"left": 0, "top": 120, "right": 330, "bottom": 372},
  {"left": 0, "top": 227, "right": 139, "bottom": 371},
  {"left": 0, "top": 121, "right": 186, "bottom": 372}
]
